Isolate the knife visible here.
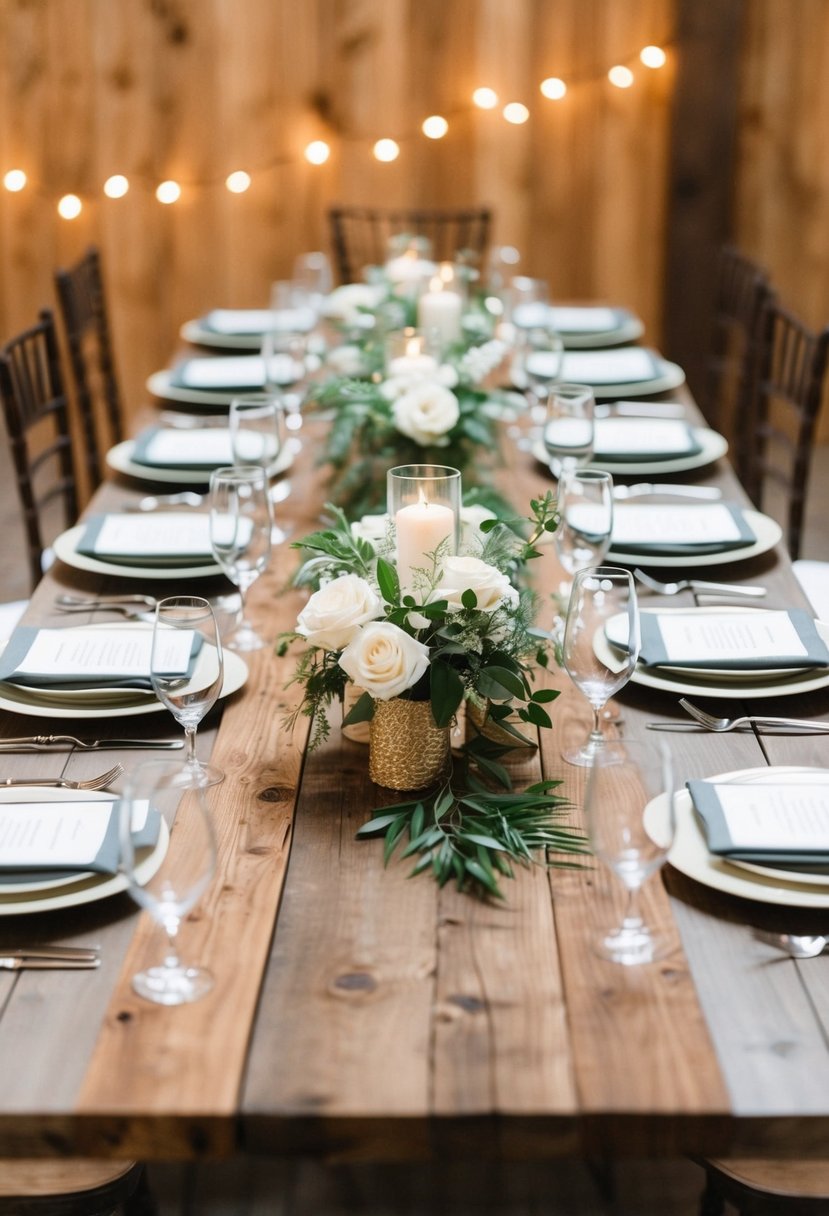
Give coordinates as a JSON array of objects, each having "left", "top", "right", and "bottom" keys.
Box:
[
  {"left": 0, "top": 737, "right": 184, "bottom": 751},
  {"left": 0, "top": 956, "right": 101, "bottom": 970},
  {"left": 613, "top": 483, "right": 722, "bottom": 500}
]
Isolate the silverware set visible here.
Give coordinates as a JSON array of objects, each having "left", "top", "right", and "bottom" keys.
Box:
[
  {"left": 0, "top": 944, "right": 100, "bottom": 970},
  {"left": 633, "top": 568, "right": 767, "bottom": 598},
  {"left": 648, "top": 697, "right": 829, "bottom": 735},
  {"left": 0, "top": 763, "right": 123, "bottom": 791},
  {"left": 0, "top": 735, "right": 183, "bottom": 751}
]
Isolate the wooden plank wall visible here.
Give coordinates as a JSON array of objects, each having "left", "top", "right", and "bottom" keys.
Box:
[{"left": 0, "top": 0, "right": 827, "bottom": 434}]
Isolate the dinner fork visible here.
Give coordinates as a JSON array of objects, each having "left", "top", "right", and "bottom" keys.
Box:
[
  {"left": 0, "top": 763, "right": 123, "bottom": 790},
  {"left": 633, "top": 568, "right": 767, "bottom": 598},
  {"left": 678, "top": 698, "right": 829, "bottom": 734},
  {"left": 131, "top": 491, "right": 204, "bottom": 512},
  {"left": 56, "top": 594, "right": 157, "bottom": 610}
]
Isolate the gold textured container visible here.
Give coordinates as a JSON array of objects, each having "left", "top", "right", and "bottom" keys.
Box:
[{"left": 369, "top": 697, "right": 451, "bottom": 791}]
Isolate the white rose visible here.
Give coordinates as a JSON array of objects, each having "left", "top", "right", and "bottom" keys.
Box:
[
  {"left": 322, "top": 284, "right": 384, "bottom": 328},
  {"left": 432, "top": 555, "right": 519, "bottom": 613},
  {"left": 392, "top": 381, "right": 460, "bottom": 447},
  {"left": 338, "top": 622, "right": 430, "bottom": 700},
  {"left": 460, "top": 505, "right": 497, "bottom": 550},
  {"left": 379, "top": 374, "right": 423, "bottom": 403},
  {"left": 296, "top": 574, "right": 382, "bottom": 651},
  {"left": 435, "top": 363, "right": 459, "bottom": 388},
  {"left": 350, "top": 514, "right": 390, "bottom": 545},
  {"left": 326, "top": 344, "right": 367, "bottom": 376}
]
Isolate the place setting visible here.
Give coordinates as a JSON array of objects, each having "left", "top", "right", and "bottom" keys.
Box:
[
  {"left": 106, "top": 420, "right": 294, "bottom": 486},
  {"left": 147, "top": 345, "right": 308, "bottom": 410},
  {"left": 179, "top": 303, "right": 318, "bottom": 351},
  {"left": 605, "top": 497, "right": 783, "bottom": 568}
]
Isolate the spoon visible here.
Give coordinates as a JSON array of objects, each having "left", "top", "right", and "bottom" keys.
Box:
[{"left": 754, "top": 930, "right": 827, "bottom": 958}]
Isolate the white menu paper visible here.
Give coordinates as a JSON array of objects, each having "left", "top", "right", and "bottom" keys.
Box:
[
  {"left": 560, "top": 347, "right": 659, "bottom": 384},
  {"left": 656, "top": 612, "right": 809, "bottom": 665},
  {"left": 90, "top": 514, "right": 213, "bottom": 558},
  {"left": 11, "top": 628, "right": 194, "bottom": 681},
  {"left": 0, "top": 798, "right": 148, "bottom": 870},
  {"left": 595, "top": 418, "right": 695, "bottom": 456},
  {"left": 612, "top": 504, "right": 744, "bottom": 547},
  {"left": 717, "top": 784, "right": 829, "bottom": 851},
  {"left": 551, "top": 306, "right": 619, "bottom": 333},
  {"left": 142, "top": 429, "right": 234, "bottom": 467}
]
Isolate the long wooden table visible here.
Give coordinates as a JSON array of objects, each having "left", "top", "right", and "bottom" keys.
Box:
[{"left": 1, "top": 384, "right": 828, "bottom": 1166}]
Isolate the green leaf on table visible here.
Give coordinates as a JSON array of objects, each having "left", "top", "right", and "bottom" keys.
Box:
[
  {"left": 430, "top": 661, "right": 464, "bottom": 727},
  {"left": 477, "top": 665, "right": 526, "bottom": 701},
  {"left": 342, "top": 691, "right": 375, "bottom": 726}
]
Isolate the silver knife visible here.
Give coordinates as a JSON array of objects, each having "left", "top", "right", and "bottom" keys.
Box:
[
  {"left": 613, "top": 483, "right": 722, "bottom": 500},
  {"left": 0, "top": 737, "right": 184, "bottom": 751},
  {"left": 0, "top": 956, "right": 101, "bottom": 971}
]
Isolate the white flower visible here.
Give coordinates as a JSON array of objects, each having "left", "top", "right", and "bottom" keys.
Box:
[
  {"left": 435, "top": 364, "right": 459, "bottom": 388},
  {"left": 460, "top": 505, "right": 496, "bottom": 550},
  {"left": 296, "top": 574, "right": 382, "bottom": 651},
  {"left": 322, "top": 284, "right": 385, "bottom": 328},
  {"left": 432, "top": 555, "right": 519, "bottom": 613},
  {"left": 392, "top": 380, "right": 460, "bottom": 447},
  {"left": 326, "top": 344, "right": 367, "bottom": 376},
  {"left": 350, "top": 514, "right": 390, "bottom": 545},
  {"left": 338, "top": 622, "right": 430, "bottom": 700},
  {"left": 379, "top": 374, "right": 424, "bottom": 402}
]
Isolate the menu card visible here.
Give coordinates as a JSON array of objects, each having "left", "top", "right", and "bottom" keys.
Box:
[
  {"left": 639, "top": 609, "right": 829, "bottom": 671},
  {"left": 593, "top": 418, "right": 701, "bottom": 460},
  {"left": 688, "top": 778, "right": 829, "bottom": 864},
  {"left": 0, "top": 625, "right": 201, "bottom": 688},
  {"left": 559, "top": 347, "right": 662, "bottom": 385},
  {"left": 550, "top": 306, "right": 621, "bottom": 334},
  {"left": 202, "top": 307, "right": 315, "bottom": 335},
  {"left": 131, "top": 426, "right": 234, "bottom": 470},
  {"left": 610, "top": 503, "right": 755, "bottom": 555},
  {"left": 169, "top": 355, "right": 303, "bottom": 391},
  {"left": 0, "top": 798, "right": 159, "bottom": 876},
  {"left": 77, "top": 513, "right": 216, "bottom": 566}
]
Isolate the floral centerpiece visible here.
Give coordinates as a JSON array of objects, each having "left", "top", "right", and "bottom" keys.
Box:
[{"left": 280, "top": 488, "right": 588, "bottom": 899}]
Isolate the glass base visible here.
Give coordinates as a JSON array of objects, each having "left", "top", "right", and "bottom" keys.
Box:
[
  {"left": 225, "top": 622, "right": 267, "bottom": 652},
  {"left": 184, "top": 760, "right": 225, "bottom": 788},
  {"left": 132, "top": 964, "right": 214, "bottom": 1005},
  {"left": 562, "top": 732, "right": 626, "bottom": 768},
  {"left": 593, "top": 923, "right": 672, "bottom": 967}
]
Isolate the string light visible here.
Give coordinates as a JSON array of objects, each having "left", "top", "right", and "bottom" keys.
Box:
[
  {"left": 540, "top": 77, "right": 567, "bottom": 100},
  {"left": 503, "top": 102, "right": 530, "bottom": 124},
  {"left": 3, "top": 169, "right": 26, "bottom": 192},
  {"left": 225, "top": 170, "right": 251, "bottom": 193},
  {"left": 156, "top": 180, "right": 181, "bottom": 204},
  {"left": 57, "top": 193, "right": 82, "bottom": 219},
  {"left": 422, "top": 115, "right": 448, "bottom": 139},
  {"left": 373, "top": 138, "right": 400, "bottom": 162},
  {"left": 472, "top": 87, "right": 498, "bottom": 110},
  {"left": 304, "top": 140, "right": 330, "bottom": 164},
  {"left": 103, "top": 174, "right": 129, "bottom": 198},
  {"left": 608, "top": 65, "right": 635, "bottom": 88},
  {"left": 640, "top": 45, "right": 667, "bottom": 68}
]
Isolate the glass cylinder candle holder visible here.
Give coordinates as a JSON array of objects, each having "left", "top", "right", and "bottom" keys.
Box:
[
  {"left": 387, "top": 464, "right": 462, "bottom": 597},
  {"left": 416, "top": 265, "right": 466, "bottom": 349},
  {"left": 384, "top": 235, "right": 437, "bottom": 294},
  {"left": 384, "top": 327, "right": 443, "bottom": 378}
]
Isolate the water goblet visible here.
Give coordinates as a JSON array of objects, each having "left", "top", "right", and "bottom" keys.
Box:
[
  {"left": 119, "top": 758, "right": 217, "bottom": 1004},
  {"left": 151, "top": 596, "right": 224, "bottom": 788},
  {"left": 584, "top": 737, "right": 676, "bottom": 966},
  {"left": 555, "top": 468, "right": 614, "bottom": 588},
  {"left": 561, "top": 565, "right": 640, "bottom": 766},
  {"left": 229, "top": 393, "right": 291, "bottom": 545},
  {"left": 292, "top": 251, "right": 333, "bottom": 313},
  {"left": 544, "top": 382, "right": 596, "bottom": 478},
  {"left": 209, "top": 465, "right": 272, "bottom": 651}
]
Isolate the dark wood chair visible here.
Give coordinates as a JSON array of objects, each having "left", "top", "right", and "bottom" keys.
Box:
[
  {"left": 698, "top": 1156, "right": 829, "bottom": 1214},
  {"left": 54, "top": 246, "right": 124, "bottom": 490},
  {"left": 705, "top": 246, "right": 774, "bottom": 484},
  {"left": 0, "top": 309, "right": 78, "bottom": 591},
  {"left": 328, "top": 205, "right": 492, "bottom": 284},
  {"left": 742, "top": 298, "right": 829, "bottom": 560},
  {"left": 0, "top": 1159, "right": 156, "bottom": 1215}
]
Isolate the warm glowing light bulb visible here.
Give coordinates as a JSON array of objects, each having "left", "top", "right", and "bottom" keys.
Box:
[
  {"left": 373, "top": 138, "right": 400, "bottom": 162},
  {"left": 225, "top": 170, "right": 251, "bottom": 193},
  {"left": 422, "top": 115, "right": 448, "bottom": 139},
  {"left": 57, "top": 193, "right": 82, "bottom": 219},
  {"left": 103, "top": 174, "right": 129, "bottom": 198},
  {"left": 472, "top": 87, "right": 498, "bottom": 110},
  {"left": 540, "top": 77, "right": 567, "bottom": 100},
  {"left": 304, "top": 140, "right": 330, "bottom": 165},
  {"left": 3, "top": 169, "right": 26, "bottom": 192},
  {"left": 608, "top": 65, "right": 634, "bottom": 88},
  {"left": 503, "top": 102, "right": 530, "bottom": 124},
  {"left": 640, "top": 45, "right": 667, "bottom": 68},
  {"left": 156, "top": 180, "right": 181, "bottom": 204}
]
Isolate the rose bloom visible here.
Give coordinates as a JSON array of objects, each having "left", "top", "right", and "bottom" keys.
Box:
[
  {"left": 432, "top": 555, "right": 519, "bottom": 613},
  {"left": 338, "top": 621, "right": 430, "bottom": 700},
  {"left": 322, "top": 284, "right": 385, "bottom": 328},
  {"left": 296, "top": 574, "right": 382, "bottom": 651},
  {"left": 392, "top": 380, "right": 460, "bottom": 447},
  {"left": 326, "top": 343, "right": 367, "bottom": 377}
]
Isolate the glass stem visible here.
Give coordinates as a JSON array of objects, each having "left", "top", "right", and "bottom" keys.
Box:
[
  {"left": 185, "top": 725, "right": 198, "bottom": 767},
  {"left": 588, "top": 705, "right": 604, "bottom": 744},
  {"left": 164, "top": 927, "right": 181, "bottom": 971},
  {"left": 620, "top": 886, "right": 644, "bottom": 932}
]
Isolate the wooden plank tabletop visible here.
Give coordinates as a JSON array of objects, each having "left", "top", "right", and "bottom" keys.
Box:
[{"left": 0, "top": 381, "right": 828, "bottom": 1163}]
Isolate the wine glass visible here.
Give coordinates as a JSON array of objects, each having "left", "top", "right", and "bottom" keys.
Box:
[
  {"left": 292, "top": 251, "right": 333, "bottom": 313},
  {"left": 561, "top": 566, "right": 640, "bottom": 766},
  {"left": 584, "top": 737, "right": 676, "bottom": 966},
  {"left": 543, "top": 382, "right": 596, "bottom": 478},
  {"left": 555, "top": 468, "right": 614, "bottom": 588},
  {"left": 119, "top": 758, "right": 217, "bottom": 1004},
  {"left": 209, "top": 465, "right": 272, "bottom": 651},
  {"left": 151, "top": 596, "right": 224, "bottom": 788},
  {"left": 229, "top": 394, "right": 291, "bottom": 545}
]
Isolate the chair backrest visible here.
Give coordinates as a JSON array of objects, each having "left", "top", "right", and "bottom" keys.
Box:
[
  {"left": 0, "top": 309, "right": 78, "bottom": 591},
  {"left": 705, "top": 246, "right": 774, "bottom": 482},
  {"left": 54, "top": 246, "right": 123, "bottom": 490},
  {"left": 328, "top": 205, "right": 492, "bottom": 284},
  {"left": 746, "top": 299, "right": 829, "bottom": 560}
]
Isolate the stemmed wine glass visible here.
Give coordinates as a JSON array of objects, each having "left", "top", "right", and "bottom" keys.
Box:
[
  {"left": 229, "top": 394, "right": 291, "bottom": 545},
  {"left": 209, "top": 465, "right": 272, "bottom": 651},
  {"left": 555, "top": 468, "right": 614, "bottom": 590},
  {"left": 119, "top": 758, "right": 217, "bottom": 1004},
  {"left": 151, "top": 596, "right": 224, "bottom": 788},
  {"left": 584, "top": 737, "right": 676, "bottom": 966},
  {"left": 543, "top": 382, "right": 596, "bottom": 478},
  {"left": 561, "top": 566, "right": 640, "bottom": 766}
]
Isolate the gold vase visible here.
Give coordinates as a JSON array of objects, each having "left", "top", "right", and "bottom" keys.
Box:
[{"left": 369, "top": 698, "right": 451, "bottom": 791}]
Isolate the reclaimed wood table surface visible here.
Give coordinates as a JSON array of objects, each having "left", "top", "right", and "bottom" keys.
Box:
[{"left": 0, "top": 381, "right": 828, "bottom": 1166}]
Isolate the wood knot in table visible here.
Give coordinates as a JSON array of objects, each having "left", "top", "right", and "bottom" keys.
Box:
[
  {"left": 436, "top": 995, "right": 487, "bottom": 1021},
  {"left": 257, "top": 785, "right": 294, "bottom": 803},
  {"left": 332, "top": 971, "right": 377, "bottom": 995}
]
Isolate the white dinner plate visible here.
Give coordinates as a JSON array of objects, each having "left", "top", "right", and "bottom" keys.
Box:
[
  {"left": 608, "top": 508, "right": 782, "bottom": 569},
  {"left": 53, "top": 524, "right": 223, "bottom": 580},
  {"left": 645, "top": 767, "right": 829, "bottom": 907},
  {"left": 180, "top": 319, "right": 262, "bottom": 351},
  {"left": 560, "top": 315, "right": 645, "bottom": 349},
  {"left": 0, "top": 624, "right": 248, "bottom": 719},
  {"left": 533, "top": 426, "right": 729, "bottom": 476},
  {"left": 146, "top": 370, "right": 238, "bottom": 410},
  {"left": 106, "top": 437, "right": 294, "bottom": 486},
  {"left": 596, "top": 612, "right": 829, "bottom": 700},
  {"left": 0, "top": 788, "right": 170, "bottom": 915}
]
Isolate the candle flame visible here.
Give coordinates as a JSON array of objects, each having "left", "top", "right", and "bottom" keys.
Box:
[
  {"left": 418, "top": 487, "right": 429, "bottom": 506},
  {"left": 405, "top": 336, "right": 422, "bottom": 356}
]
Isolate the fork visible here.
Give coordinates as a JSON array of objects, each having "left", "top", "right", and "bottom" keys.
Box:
[
  {"left": 130, "top": 491, "right": 204, "bottom": 512},
  {"left": 0, "top": 955, "right": 101, "bottom": 970},
  {"left": 678, "top": 698, "right": 829, "bottom": 734},
  {"left": 0, "top": 763, "right": 123, "bottom": 790},
  {"left": 633, "top": 568, "right": 767, "bottom": 598},
  {"left": 613, "top": 483, "right": 722, "bottom": 501},
  {"left": 56, "top": 594, "right": 157, "bottom": 610}
]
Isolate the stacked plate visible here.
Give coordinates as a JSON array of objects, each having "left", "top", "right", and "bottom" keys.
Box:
[
  {"left": 534, "top": 416, "right": 729, "bottom": 477},
  {"left": 607, "top": 501, "right": 782, "bottom": 569},
  {"left": 54, "top": 511, "right": 223, "bottom": 580},
  {"left": 107, "top": 425, "right": 293, "bottom": 486},
  {"left": 148, "top": 354, "right": 304, "bottom": 409},
  {"left": 511, "top": 303, "right": 645, "bottom": 348},
  {"left": 181, "top": 306, "right": 317, "bottom": 351}
]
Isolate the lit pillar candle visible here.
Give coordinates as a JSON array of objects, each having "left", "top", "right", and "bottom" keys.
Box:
[
  {"left": 417, "top": 283, "right": 463, "bottom": 345},
  {"left": 387, "top": 334, "right": 440, "bottom": 378},
  {"left": 395, "top": 494, "right": 456, "bottom": 594}
]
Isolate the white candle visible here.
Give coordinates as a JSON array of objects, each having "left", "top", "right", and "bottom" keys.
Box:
[
  {"left": 387, "top": 353, "right": 440, "bottom": 377},
  {"left": 417, "top": 289, "right": 463, "bottom": 345},
  {"left": 395, "top": 498, "right": 455, "bottom": 594}
]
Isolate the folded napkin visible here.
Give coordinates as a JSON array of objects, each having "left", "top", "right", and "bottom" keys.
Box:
[
  {"left": 169, "top": 354, "right": 303, "bottom": 391},
  {"left": 593, "top": 418, "right": 702, "bottom": 461},
  {"left": 610, "top": 503, "right": 756, "bottom": 556},
  {"left": 0, "top": 797, "right": 161, "bottom": 878},
  {"left": 76, "top": 512, "right": 216, "bottom": 566},
  {"left": 688, "top": 777, "right": 829, "bottom": 865},
  {"left": 202, "top": 307, "right": 316, "bottom": 336},
  {"left": 638, "top": 609, "right": 829, "bottom": 671},
  {"left": 550, "top": 306, "right": 624, "bottom": 334},
  {"left": 0, "top": 625, "right": 203, "bottom": 690},
  {"left": 559, "top": 347, "right": 663, "bottom": 385},
  {"left": 131, "top": 426, "right": 235, "bottom": 470}
]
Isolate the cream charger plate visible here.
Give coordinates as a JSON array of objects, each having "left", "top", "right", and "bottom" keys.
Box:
[
  {"left": 53, "top": 523, "right": 222, "bottom": 580},
  {"left": 644, "top": 766, "right": 829, "bottom": 908},
  {"left": 106, "top": 437, "right": 294, "bottom": 485},
  {"left": 559, "top": 315, "right": 645, "bottom": 349},
  {"left": 608, "top": 508, "right": 782, "bottom": 569},
  {"left": 146, "top": 369, "right": 238, "bottom": 409},
  {"left": 0, "top": 787, "right": 170, "bottom": 915},
  {"left": 180, "top": 319, "right": 262, "bottom": 351},
  {"left": 532, "top": 426, "right": 728, "bottom": 477}
]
